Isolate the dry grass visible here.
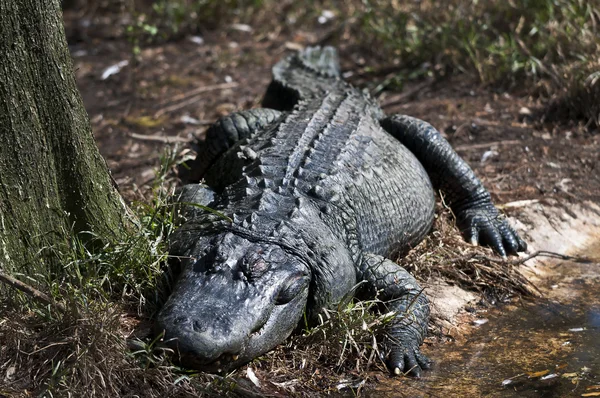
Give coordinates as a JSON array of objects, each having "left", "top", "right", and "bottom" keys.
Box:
[
  {"left": 122, "top": 0, "right": 600, "bottom": 128},
  {"left": 252, "top": 300, "right": 391, "bottom": 396},
  {"left": 68, "top": 0, "right": 599, "bottom": 128},
  {"left": 0, "top": 301, "right": 248, "bottom": 397},
  {"left": 400, "top": 204, "right": 538, "bottom": 303},
  {"left": 0, "top": 140, "right": 537, "bottom": 398},
  {"left": 244, "top": 204, "right": 538, "bottom": 396},
  {"left": 545, "top": 60, "right": 600, "bottom": 128},
  {"left": 0, "top": 195, "right": 536, "bottom": 397},
  {"left": 349, "top": 0, "right": 599, "bottom": 128}
]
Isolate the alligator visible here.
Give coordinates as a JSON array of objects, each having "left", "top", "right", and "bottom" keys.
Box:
[{"left": 156, "top": 46, "right": 527, "bottom": 377}]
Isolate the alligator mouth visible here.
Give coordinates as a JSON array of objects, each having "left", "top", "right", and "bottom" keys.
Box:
[
  {"left": 161, "top": 317, "right": 269, "bottom": 373},
  {"left": 176, "top": 351, "right": 245, "bottom": 373},
  {"left": 249, "top": 316, "right": 269, "bottom": 338}
]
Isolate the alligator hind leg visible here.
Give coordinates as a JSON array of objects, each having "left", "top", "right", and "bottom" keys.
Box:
[
  {"left": 381, "top": 115, "right": 527, "bottom": 257},
  {"left": 179, "top": 109, "right": 282, "bottom": 182},
  {"left": 358, "top": 253, "right": 431, "bottom": 377}
]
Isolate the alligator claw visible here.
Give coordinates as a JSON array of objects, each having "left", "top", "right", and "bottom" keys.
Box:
[
  {"left": 387, "top": 345, "right": 431, "bottom": 377},
  {"left": 458, "top": 205, "right": 527, "bottom": 256}
]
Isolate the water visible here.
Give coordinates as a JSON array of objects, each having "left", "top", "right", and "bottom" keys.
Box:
[{"left": 368, "top": 240, "right": 600, "bottom": 397}]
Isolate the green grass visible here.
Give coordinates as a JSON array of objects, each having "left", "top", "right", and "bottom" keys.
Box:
[
  {"left": 124, "top": 0, "right": 599, "bottom": 126},
  {"left": 250, "top": 298, "right": 393, "bottom": 393},
  {"left": 357, "top": 0, "right": 598, "bottom": 84},
  {"left": 127, "top": 0, "right": 266, "bottom": 52},
  {"left": 6, "top": 1, "right": 594, "bottom": 394},
  {"left": 0, "top": 148, "right": 181, "bottom": 396},
  {"left": 0, "top": 145, "right": 290, "bottom": 397},
  {"left": 354, "top": 0, "right": 599, "bottom": 125},
  {"left": 546, "top": 59, "right": 600, "bottom": 127},
  {"left": 0, "top": 154, "right": 534, "bottom": 397},
  {"left": 131, "top": 0, "right": 598, "bottom": 91}
]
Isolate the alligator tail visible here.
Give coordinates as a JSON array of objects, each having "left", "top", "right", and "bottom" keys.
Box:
[
  {"left": 293, "top": 46, "right": 341, "bottom": 79},
  {"left": 262, "top": 46, "right": 342, "bottom": 111}
]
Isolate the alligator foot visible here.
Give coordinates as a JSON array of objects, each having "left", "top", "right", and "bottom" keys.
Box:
[
  {"left": 359, "top": 253, "right": 430, "bottom": 377},
  {"left": 380, "top": 114, "right": 528, "bottom": 257},
  {"left": 179, "top": 108, "right": 282, "bottom": 182},
  {"left": 386, "top": 340, "right": 432, "bottom": 377},
  {"left": 457, "top": 204, "right": 527, "bottom": 257}
]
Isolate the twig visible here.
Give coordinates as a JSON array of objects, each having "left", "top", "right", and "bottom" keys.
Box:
[
  {"left": 128, "top": 132, "right": 190, "bottom": 144},
  {"left": 468, "top": 250, "right": 593, "bottom": 266},
  {"left": 154, "top": 82, "right": 238, "bottom": 117},
  {"left": 155, "top": 95, "right": 209, "bottom": 117},
  {"left": 497, "top": 199, "right": 540, "bottom": 209},
  {"left": 443, "top": 250, "right": 593, "bottom": 297},
  {"left": 0, "top": 269, "right": 65, "bottom": 312},
  {"left": 454, "top": 140, "right": 522, "bottom": 151},
  {"left": 157, "top": 82, "right": 238, "bottom": 107},
  {"left": 380, "top": 80, "right": 434, "bottom": 108},
  {"left": 22, "top": 342, "right": 69, "bottom": 356}
]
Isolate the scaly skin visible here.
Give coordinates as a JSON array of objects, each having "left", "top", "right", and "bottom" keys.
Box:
[
  {"left": 380, "top": 115, "right": 527, "bottom": 257},
  {"left": 156, "top": 46, "right": 526, "bottom": 376}
]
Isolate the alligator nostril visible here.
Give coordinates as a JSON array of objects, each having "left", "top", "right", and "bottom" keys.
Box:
[
  {"left": 173, "top": 316, "right": 187, "bottom": 325},
  {"left": 193, "top": 320, "right": 208, "bottom": 333}
]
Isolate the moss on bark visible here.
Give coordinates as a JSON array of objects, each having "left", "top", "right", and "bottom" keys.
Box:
[{"left": 0, "top": 0, "right": 131, "bottom": 276}]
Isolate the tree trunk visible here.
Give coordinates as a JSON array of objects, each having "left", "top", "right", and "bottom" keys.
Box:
[{"left": 0, "top": 0, "right": 131, "bottom": 275}]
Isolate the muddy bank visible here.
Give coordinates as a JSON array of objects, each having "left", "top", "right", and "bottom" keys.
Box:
[{"left": 375, "top": 202, "right": 600, "bottom": 397}]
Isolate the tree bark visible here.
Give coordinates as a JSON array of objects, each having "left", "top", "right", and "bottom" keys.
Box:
[{"left": 0, "top": 0, "right": 131, "bottom": 275}]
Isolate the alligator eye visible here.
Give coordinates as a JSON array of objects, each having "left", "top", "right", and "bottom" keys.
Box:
[
  {"left": 240, "top": 254, "right": 269, "bottom": 280},
  {"left": 275, "top": 274, "right": 308, "bottom": 305}
]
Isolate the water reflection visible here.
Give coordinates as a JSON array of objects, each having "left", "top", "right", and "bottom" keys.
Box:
[{"left": 365, "top": 249, "right": 600, "bottom": 397}]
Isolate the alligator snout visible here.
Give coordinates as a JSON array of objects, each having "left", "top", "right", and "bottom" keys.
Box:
[
  {"left": 160, "top": 326, "right": 246, "bottom": 371},
  {"left": 156, "top": 295, "right": 263, "bottom": 369},
  {"left": 166, "top": 321, "right": 237, "bottom": 359},
  {"left": 157, "top": 233, "right": 311, "bottom": 371}
]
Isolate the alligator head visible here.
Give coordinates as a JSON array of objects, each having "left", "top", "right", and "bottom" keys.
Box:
[{"left": 156, "top": 231, "right": 311, "bottom": 371}]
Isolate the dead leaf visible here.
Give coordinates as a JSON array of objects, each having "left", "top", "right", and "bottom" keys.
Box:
[
  {"left": 125, "top": 116, "right": 166, "bottom": 128},
  {"left": 216, "top": 103, "right": 237, "bottom": 116},
  {"left": 246, "top": 367, "right": 260, "bottom": 387},
  {"left": 5, "top": 365, "right": 15, "bottom": 380},
  {"left": 527, "top": 369, "right": 550, "bottom": 378},
  {"left": 562, "top": 372, "right": 578, "bottom": 378}
]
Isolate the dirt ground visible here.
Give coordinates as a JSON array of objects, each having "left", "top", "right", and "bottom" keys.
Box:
[
  {"left": 66, "top": 12, "right": 600, "bottom": 206},
  {"left": 63, "top": 8, "right": 600, "bottom": 397}
]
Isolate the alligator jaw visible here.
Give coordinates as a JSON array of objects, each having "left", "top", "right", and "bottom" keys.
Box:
[{"left": 157, "top": 282, "right": 309, "bottom": 372}]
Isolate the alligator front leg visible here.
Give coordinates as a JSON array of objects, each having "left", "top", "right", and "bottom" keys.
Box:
[
  {"left": 381, "top": 115, "right": 527, "bottom": 257},
  {"left": 175, "top": 183, "right": 216, "bottom": 218},
  {"left": 359, "top": 253, "right": 431, "bottom": 377},
  {"left": 180, "top": 108, "right": 282, "bottom": 182}
]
